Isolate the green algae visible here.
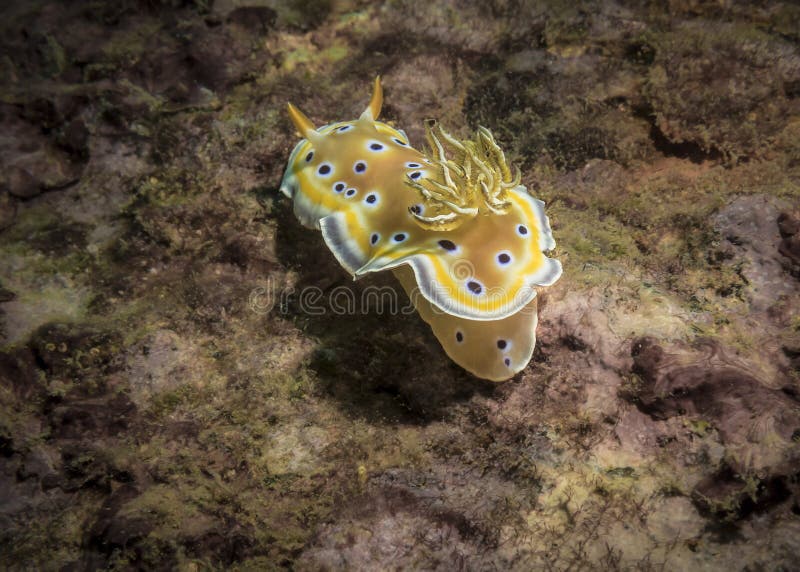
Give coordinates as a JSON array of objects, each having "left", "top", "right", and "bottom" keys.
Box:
[
  {"left": 41, "top": 34, "right": 68, "bottom": 78},
  {"left": 100, "top": 20, "right": 164, "bottom": 67},
  {"left": 122, "top": 368, "right": 366, "bottom": 565},
  {"left": 6, "top": 496, "right": 102, "bottom": 568},
  {"left": 645, "top": 22, "right": 798, "bottom": 164},
  {"left": 0, "top": 209, "right": 96, "bottom": 346},
  {"left": 551, "top": 204, "right": 639, "bottom": 265}
]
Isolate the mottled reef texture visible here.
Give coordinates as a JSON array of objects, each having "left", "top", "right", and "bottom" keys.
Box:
[{"left": 1, "top": 0, "right": 799, "bottom": 570}]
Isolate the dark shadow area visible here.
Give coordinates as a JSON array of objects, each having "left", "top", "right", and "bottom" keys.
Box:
[
  {"left": 271, "top": 197, "right": 493, "bottom": 424},
  {"left": 626, "top": 102, "right": 724, "bottom": 165},
  {"left": 647, "top": 120, "right": 723, "bottom": 164}
]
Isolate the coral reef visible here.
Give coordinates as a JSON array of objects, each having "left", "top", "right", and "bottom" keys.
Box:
[{"left": 0, "top": 1, "right": 798, "bottom": 569}]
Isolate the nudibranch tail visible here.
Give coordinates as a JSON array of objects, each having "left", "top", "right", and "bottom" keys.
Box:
[
  {"left": 393, "top": 266, "right": 538, "bottom": 381},
  {"left": 406, "top": 120, "right": 520, "bottom": 232}
]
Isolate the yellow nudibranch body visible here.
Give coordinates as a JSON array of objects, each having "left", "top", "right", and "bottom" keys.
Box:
[{"left": 280, "top": 78, "right": 561, "bottom": 381}]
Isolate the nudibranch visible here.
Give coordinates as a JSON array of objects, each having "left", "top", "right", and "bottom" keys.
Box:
[{"left": 280, "top": 77, "right": 561, "bottom": 381}]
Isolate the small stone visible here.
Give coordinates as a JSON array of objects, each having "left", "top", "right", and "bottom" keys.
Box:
[
  {"left": 59, "top": 119, "right": 89, "bottom": 159},
  {"left": 4, "top": 166, "right": 41, "bottom": 199},
  {"left": 16, "top": 447, "right": 56, "bottom": 481},
  {"left": 0, "top": 285, "right": 15, "bottom": 302},
  {"left": 779, "top": 234, "right": 800, "bottom": 267},
  {"left": 37, "top": 147, "right": 82, "bottom": 190},
  {"left": 777, "top": 212, "right": 799, "bottom": 238},
  {"left": 226, "top": 6, "right": 277, "bottom": 30}
]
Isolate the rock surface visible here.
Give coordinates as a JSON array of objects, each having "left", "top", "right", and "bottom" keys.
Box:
[{"left": 0, "top": 1, "right": 798, "bottom": 570}]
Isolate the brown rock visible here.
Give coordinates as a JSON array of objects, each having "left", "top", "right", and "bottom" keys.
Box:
[
  {"left": 780, "top": 234, "right": 800, "bottom": 266},
  {"left": 37, "top": 147, "right": 83, "bottom": 190},
  {"left": 778, "top": 211, "right": 799, "bottom": 238},
  {"left": 4, "top": 165, "right": 41, "bottom": 199},
  {"left": 59, "top": 119, "right": 89, "bottom": 159},
  {"left": 87, "top": 484, "right": 146, "bottom": 552},
  {"left": 226, "top": 6, "right": 277, "bottom": 31},
  {"left": 713, "top": 195, "right": 794, "bottom": 311},
  {"left": 692, "top": 465, "right": 791, "bottom": 520},
  {"left": 0, "top": 190, "right": 16, "bottom": 229},
  {"left": 628, "top": 337, "right": 800, "bottom": 471},
  {"left": 0, "top": 285, "right": 14, "bottom": 302},
  {"left": 777, "top": 211, "right": 800, "bottom": 271},
  {"left": 0, "top": 348, "right": 46, "bottom": 402}
]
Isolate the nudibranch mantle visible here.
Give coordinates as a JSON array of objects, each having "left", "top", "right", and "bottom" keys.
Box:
[{"left": 279, "top": 77, "right": 561, "bottom": 381}]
